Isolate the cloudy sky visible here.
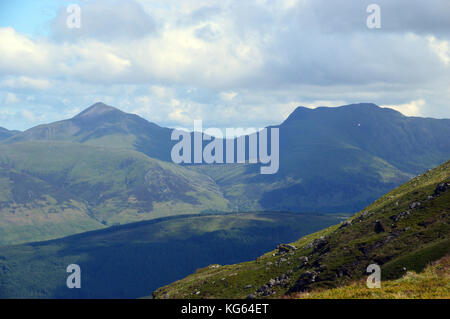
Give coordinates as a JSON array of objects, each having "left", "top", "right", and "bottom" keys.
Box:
[{"left": 0, "top": 0, "right": 449, "bottom": 131}]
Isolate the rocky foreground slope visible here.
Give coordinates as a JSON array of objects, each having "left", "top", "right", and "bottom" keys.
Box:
[{"left": 152, "top": 160, "right": 450, "bottom": 299}]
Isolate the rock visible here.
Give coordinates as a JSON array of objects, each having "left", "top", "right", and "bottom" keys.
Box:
[
  {"left": 434, "top": 182, "right": 449, "bottom": 196},
  {"left": 266, "top": 262, "right": 273, "bottom": 266},
  {"left": 289, "top": 271, "right": 318, "bottom": 292},
  {"left": 194, "top": 291, "right": 200, "bottom": 295},
  {"left": 306, "top": 236, "right": 328, "bottom": 251},
  {"left": 280, "top": 257, "right": 287, "bottom": 263},
  {"left": 255, "top": 272, "right": 292, "bottom": 296},
  {"left": 246, "top": 294, "right": 256, "bottom": 299},
  {"left": 339, "top": 220, "right": 352, "bottom": 229},
  {"left": 409, "top": 201, "right": 421, "bottom": 209},
  {"left": 256, "top": 284, "right": 272, "bottom": 296},
  {"left": 374, "top": 220, "right": 385, "bottom": 233},
  {"left": 298, "top": 256, "right": 309, "bottom": 263},
  {"left": 244, "top": 284, "right": 253, "bottom": 289},
  {"left": 276, "top": 243, "right": 297, "bottom": 255},
  {"left": 390, "top": 211, "right": 410, "bottom": 222},
  {"left": 384, "top": 234, "right": 396, "bottom": 244}
]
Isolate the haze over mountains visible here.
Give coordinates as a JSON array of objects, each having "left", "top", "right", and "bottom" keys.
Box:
[
  {"left": 0, "top": 127, "right": 20, "bottom": 141},
  {"left": 0, "top": 102, "right": 449, "bottom": 245}
]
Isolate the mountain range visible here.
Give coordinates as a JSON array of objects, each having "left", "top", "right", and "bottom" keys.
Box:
[{"left": 0, "top": 102, "right": 449, "bottom": 245}]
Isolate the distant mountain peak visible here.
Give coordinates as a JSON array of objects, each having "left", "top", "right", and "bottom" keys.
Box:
[
  {"left": 74, "top": 102, "right": 122, "bottom": 119},
  {"left": 283, "top": 103, "right": 388, "bottom": 125}
]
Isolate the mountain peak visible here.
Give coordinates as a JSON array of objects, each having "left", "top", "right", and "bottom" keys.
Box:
[
  {"left": 283, "top": 103, "right": 386, "bottom": 125},
  {"left": 74, "top": 102, "right": 121, "bottom": 119},
  {"left": 281, "top": 106, "right": 313, "bottom": 124}
]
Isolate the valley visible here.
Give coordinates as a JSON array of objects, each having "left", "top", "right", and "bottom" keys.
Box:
[{"left": 0, "top": 211, "right": 344, "bottom": 298}]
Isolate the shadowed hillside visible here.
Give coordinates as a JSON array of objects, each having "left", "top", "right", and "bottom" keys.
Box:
[{"left": 0, "top": 212, "right": 344, "bottom": 298}]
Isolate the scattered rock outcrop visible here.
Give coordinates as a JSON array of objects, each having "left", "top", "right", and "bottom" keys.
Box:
[
  {"left": 409, "top": 201, "right": 421, "bottom": 209},
  {"left": 275, "top": 243, "right": 297, "bottom": 255},
  {"left": 374, "top": 220, "right": 385, "bottom": 233},
  {"left": 254, "top": 271, "right": 293, "bottom": 296},
  {"left": 390, "top": 211, "right": 410, "bottom": 222},
  {"left": 305, "top": 236, "right": 328, "bottom": 252},
  {"left": 339, "top": 220, "right": 352, "bottom": 229},
  {"left": 434, "top": 182, "right": 449, "bottom": 196},
  {"left": 288, "top": 270, "right": 318, "bottom": 293}
]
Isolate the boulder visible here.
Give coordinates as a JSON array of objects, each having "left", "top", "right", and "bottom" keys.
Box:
[
  {"left": 374, "top": 220, "right": 385, "bottom": 233},
  {"left": 276, "top": 243, "right": 297, "bottom": 255},
  {"left": 305, "top": 236, "right": 328, "bottom": 251},
  {"left": 289, "top": 271, "right": 318, "bottom": 292},
  {"left": 390, "top": 211, "right": 410, "bottom": 222},
  {"left": 339, "top": 220, "right": 352, "bottom": 229},
  {"left": 434, "top": 182, "right": 449, "bottom": 196},
  {"left": 409, "top": 201, "right": 421, "bottom": 209}
]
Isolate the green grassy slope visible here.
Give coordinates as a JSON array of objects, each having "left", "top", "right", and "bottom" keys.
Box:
[
  {"left": 152, "top": 160, "right": 450, "bottom": 299},
  {"left": 293, "top": 255, "right": 449, "bottom": 299},
  {"left": 0, "top": 212, "right": 344, "bottom": 298},
  {"left": 0, "top": 141, "right": 230, "bottom": 245}
]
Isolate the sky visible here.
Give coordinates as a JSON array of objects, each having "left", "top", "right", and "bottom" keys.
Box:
[{"left": 0, "top": 0, "right": 449, "bottom": 131}]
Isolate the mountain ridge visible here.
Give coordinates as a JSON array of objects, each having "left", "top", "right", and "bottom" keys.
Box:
[{"left": 0, "top": 102, "right": 449, "bottom": 245}]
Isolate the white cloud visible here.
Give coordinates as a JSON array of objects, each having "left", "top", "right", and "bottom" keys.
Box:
[
  {"left": 0, "top": 0, "right": 450, "bottom": 131},
  {"left": 220, "top": 91, "right": 238, "bottom": 101},
  {"left": 0, "top": 28, "right": 52, "bottom": 76},
  {"left": 0, "top": 76, "right": 52, "bottom": 90},
  {"left": 381, "top": 99, "right": 426, "bottom": 117},
  {"left": 5, "top": 92, "right": 19, "bottom": 104},
  {"left": 428, "top": 36, "right": 450, "bottom": 65},
  {"left": 21, "top": 110, "right": 36, "bottom": 121}
]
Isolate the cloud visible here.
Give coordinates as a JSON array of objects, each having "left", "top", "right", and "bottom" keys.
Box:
[
  {"left": 220, "top": 91, "right": 238, "bottom": 101},
  {"left": 0, "top": 76, "right": 52, "bottom": 90},
  {"left": 381, "top": 99, "right": 426, "bottom": 117},
  {"left": 5, "top": 92, "right": 19, "bottom": 104},
  {"left": 20, "top": 109, "right": 36, "bottom": 121},
  {"left": 0, "top": 0, "right": 449, "bottom": 131},
  {"left": 0, "top": 27, "right": 52, "bottom": 76},
  {"left": 428, "top": 36, "right": 450, "bottom": 65},
  {"left": 51, "top": 0, "right": 156, "bottom": 41}
]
